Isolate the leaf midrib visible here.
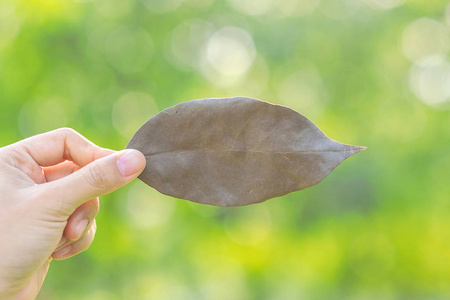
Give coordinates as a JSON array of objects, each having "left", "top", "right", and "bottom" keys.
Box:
[{"left": 144, "top": 147, "right": 362, "bottom": 157}]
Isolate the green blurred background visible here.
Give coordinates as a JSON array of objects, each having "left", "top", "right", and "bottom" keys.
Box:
[{"left": 1, "top": 0, "right": 450, "bottom": 299}]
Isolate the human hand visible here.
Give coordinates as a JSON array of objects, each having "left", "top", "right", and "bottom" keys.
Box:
[{"left": 0, "top": 128, "right": 146, "bottom": 300}]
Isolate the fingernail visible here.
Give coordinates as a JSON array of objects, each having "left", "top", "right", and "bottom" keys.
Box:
[
  {"left": 75, "top": 219, "right": 89, "bottom": 240},
  {"left": 53, "top": 244, "right": 72, "bottom": 259},
  {"left": 117, "top": 150, "right": 144, "bottom": 177}
]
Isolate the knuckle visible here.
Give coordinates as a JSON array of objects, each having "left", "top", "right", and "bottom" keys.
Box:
[
  {"left": 0, "top": 145, "right": 24, "bottom": 166},
  {"left": 0, "top": 147, "right": 14, "bottom": 165},
  {"left": 69, "top": 163, "right": 81, "bottom": 174},
  {"left": 79, "top": 243, "right": 91, "bottom": 253},
  {"left": 81, "top": 229, "right": 96, "bottom": 252},
  {"left": 83, "top": 164, "right": 109, "bottom": 190},
  {"left": 88, "top": 204, "right": 99, "bottom": 221},
  {"left": 87, "top": 222, "right": 96, "bottom": 238},
  {"left": 91, "top": 198, "right": 100, "bottom": 213},
  {"left": 56, "top": 127, "right": 78, "bottom": 136},
  {"left": 70, "top": 225, "right": 96, "bottom": 256}
]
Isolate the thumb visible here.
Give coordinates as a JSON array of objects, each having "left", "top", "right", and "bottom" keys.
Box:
[{"left": 41, "top": 149, "right": 146, "bottom": 214}]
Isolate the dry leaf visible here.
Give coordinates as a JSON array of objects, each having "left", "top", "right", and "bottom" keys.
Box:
[{"left": 126, "top": 97, "right": 365, "bottom": 206}]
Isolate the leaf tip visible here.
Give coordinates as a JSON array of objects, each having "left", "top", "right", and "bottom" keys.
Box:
[
  {"left": 350, "top": 145, "right": 367, "bottom": 154},
  {"left": 340, "top": 144, "right": 367, "bottom": 155}
]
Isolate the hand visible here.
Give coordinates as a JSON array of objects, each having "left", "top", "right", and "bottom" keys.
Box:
[{"left": 0, "top": 128, "right": 146, "bottom": 300}]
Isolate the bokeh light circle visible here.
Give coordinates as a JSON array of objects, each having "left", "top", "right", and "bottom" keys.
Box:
[
  {"left": 0, "top": 0, "right": 16, "bottom": 18},
  {"left": 205, "top": 27, "right": 256, "bottom": 76},
  {"left": 169, "top": 19, "right": 215, "bottom": 71},
  {"left": 200, "top": 26, "right": 256, "bottom": 86},
  {"left": 402, "top": 18, "right": 450, "bottom": 62},
  {"left": 409, "top": 55, "right": 450, "bottom": 108}
]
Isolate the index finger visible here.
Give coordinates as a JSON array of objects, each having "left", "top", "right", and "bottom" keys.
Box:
[{"left": 15, "top": 128, "right": 115, "bottom": 167}]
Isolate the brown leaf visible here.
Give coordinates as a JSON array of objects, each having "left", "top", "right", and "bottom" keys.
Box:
[{"left": 126, "top": 97, "right": 366, "bottom": 206}]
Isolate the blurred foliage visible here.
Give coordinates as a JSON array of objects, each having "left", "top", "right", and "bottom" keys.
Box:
[{"left": 1, "top": 0, "right": 450, "bottom": 299}]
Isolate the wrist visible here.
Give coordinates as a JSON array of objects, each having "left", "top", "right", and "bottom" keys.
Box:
[
  {"left": 0, "top": 289, "right": 34, "bottom": 300},
  {"left": 0, "top": 280, "right": 32, "bottom": 300}
]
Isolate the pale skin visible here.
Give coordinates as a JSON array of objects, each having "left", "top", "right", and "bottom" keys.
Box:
[{"left": 0, "top": 128, "right": 146, "bottom": 300}]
